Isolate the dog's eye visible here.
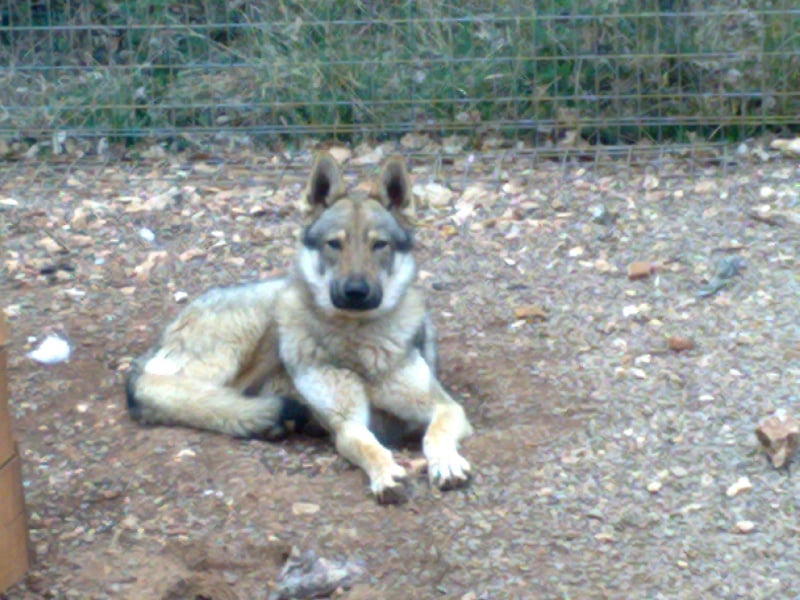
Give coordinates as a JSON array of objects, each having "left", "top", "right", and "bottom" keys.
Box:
[
  {"left": 372, "top": 240, "right": 389, "bottom": 251},
  {"left": 326, "top": 239, "right": 342, "bottom": 250}
]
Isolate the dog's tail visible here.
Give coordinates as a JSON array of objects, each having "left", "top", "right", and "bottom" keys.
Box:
[{"left": 126, "top": 360, "right": 310, "bottom": 439}]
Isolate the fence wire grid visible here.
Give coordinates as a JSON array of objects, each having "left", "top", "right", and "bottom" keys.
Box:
[{"left": 0, "top": 0, "right": 799, "bottom": 151}]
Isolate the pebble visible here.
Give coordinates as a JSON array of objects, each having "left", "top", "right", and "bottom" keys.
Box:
[
  {"left": 627, "top": 261, "right": 653, "bottom": 280},
  {"left": 670, "top": 466, "right": 689, "bottom": 478},
  {"left": 726, "top": 477, "right": 753, "bottom": 498},
  {"left": 735, "top": 520, "right": 756, "bottom": 534},
  {"left": 667, "top": 335, "right": 694, "bottom": 352},
  {"left": 759, "top": 186, "right": 775, "bottom": 199},
  {"left": 595, "top": 531, "right": 614, "bottom": 543},
  {"left": 292, "top": 502, "right": 321, "bottom": 516},
  {"left": 647, "top": 481, "right": 662, "bottom": 494},
  {"left": 28, "top": 335, "right": 71, "bottom": 364},
  {"left": 138, "top": 228, "right": 156, "bottom": 243},
  {"left": 590, "top": 204, "right": 612, "bottom": 225}
]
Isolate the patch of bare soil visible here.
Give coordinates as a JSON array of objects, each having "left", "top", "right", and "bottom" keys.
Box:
[{"left": 1, "top": 145, "right": 799, "bottom": 599}]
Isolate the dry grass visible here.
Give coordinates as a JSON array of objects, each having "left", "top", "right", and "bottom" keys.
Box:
[{"left": 0, "top": 0, "right": 798, "bottom": 143}]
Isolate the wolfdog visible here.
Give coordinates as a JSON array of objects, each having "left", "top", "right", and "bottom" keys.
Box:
[{"left": 126, "top": 153, "right": 473, "bottom": 504}]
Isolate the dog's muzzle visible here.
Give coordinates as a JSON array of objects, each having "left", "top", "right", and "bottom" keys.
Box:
[{"left": 331, "top": 276, "right": 382, "bottom": 311}]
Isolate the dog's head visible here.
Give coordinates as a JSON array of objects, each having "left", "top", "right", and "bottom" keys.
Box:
[{"left": 297, "top": 153, "right": 416, "bottom": 318}]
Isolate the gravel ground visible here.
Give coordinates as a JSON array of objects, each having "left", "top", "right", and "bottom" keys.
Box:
[{"left": 1, "top": 145, "right": 799, "bottom": 599}]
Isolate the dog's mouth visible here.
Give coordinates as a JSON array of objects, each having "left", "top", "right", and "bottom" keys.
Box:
[{"left": 330, "top": 277, "right": 382, "bottom": 311}]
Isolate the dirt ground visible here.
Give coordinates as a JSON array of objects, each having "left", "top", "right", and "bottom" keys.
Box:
[{"left": 1, "top": 144, "right": 799, "bottom": 599}]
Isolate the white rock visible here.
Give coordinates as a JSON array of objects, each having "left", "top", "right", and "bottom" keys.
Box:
[
  {"left": 28, "top": 335, "right": 71, "bottom": 364},
  {"left": 291, "top": 502, "right": 320, "bottom": 516},
  {"left": 568, "top": 246, "right": 584, "bottom": 258},
  {"left": 726, "top": 476, "right": 753, "bottom": 497},
  {"left": 351, "top": 146, "right": 384, "bottom": 166},
  {"left": 138, "top": 227, "right": 156, "bottom": 243},
  {"left": 735, "top": 520, "right": 755, "bottom": 534},
  {"left": 412, "top": 182, "right": 453, "bottom": 207},
  {"left": 769, "top": 137, "right": 800, "bottom": 157}
]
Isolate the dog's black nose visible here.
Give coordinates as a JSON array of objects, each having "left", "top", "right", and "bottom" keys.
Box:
[
  {"left": 331, "top": 277, "right": 381, "bottom": 311},
  {"left": 343, "top": 277, "right": 370, "bottom": 302}
]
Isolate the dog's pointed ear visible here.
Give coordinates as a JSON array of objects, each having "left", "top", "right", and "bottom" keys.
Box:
[
  {"left": 304, "top": 152, "right": 343, "bottom": 213},
  {"left": 376, "top": 156, "right": 412, "bottom": 211}
]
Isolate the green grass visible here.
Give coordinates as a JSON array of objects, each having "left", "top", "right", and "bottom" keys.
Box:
[{"left": 1, "top": 0, "right": 798, "bottom": 144}]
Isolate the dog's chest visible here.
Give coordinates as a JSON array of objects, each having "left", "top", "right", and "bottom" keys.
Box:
[{"left": 315, "top": 324, "right": 408, "bottom": 377}]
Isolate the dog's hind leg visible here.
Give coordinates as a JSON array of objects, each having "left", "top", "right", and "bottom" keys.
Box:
[{"left": 126, "top": 357, "right": 304, "bottom": 439}]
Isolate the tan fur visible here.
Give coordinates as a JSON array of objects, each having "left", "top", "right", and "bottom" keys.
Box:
[{"left": 126, "top": 154, "right": 473, "bottom": 504}]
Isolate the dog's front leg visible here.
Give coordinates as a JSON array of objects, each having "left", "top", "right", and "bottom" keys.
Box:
[
  {"left": 369, "top": 353, "right": 473, "bottom": 492},
  {"left": 293, "top": 367, "right": 409, "bottom": 505}
]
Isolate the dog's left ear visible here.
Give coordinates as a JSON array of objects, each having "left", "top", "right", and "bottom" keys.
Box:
[{"left": 375, "top": 156, "right": 412, "bottom": 212}]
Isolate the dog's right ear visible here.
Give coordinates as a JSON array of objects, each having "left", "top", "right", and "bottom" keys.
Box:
[{"left": 303, "top": 152, "right": 344, "bottom": 214}]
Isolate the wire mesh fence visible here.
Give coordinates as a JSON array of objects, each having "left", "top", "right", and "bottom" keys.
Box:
[{"left": 0, "top": 0, "right": 799, "bottom": 151}]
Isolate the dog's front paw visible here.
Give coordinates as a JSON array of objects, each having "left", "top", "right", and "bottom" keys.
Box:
[
  {"left": 371, "top": 463, "right": 410, "bottom": 505},
  {"left": 428, "top": 450, "right": 471, "bottom": 491}
]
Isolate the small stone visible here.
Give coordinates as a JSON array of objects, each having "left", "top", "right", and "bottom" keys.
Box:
[
  {"left": 291, "top": 502, "right": 320, "bottom": 516},
  {"left": 647, "top": 481, "right": 662, "bottom": 494},
  {"left": 643, "top": 174, "right": 659, "bottom": 190},
  {"left": 735, "top": 520, "right": 755, "bottom": 534},
  {"left": 594, "top": 258, "right": 614, "bottom": 273},
  {"left": 622, "top": 303, "right": 650, "bottom": 318},
  {"left": 70, "top": 207, "right": 89, "bottom": 228},
  {"left": 769, "top": 137, "right": 800, "bottom": 157},
  {"left": 627, "top": 261, "right": 653, "bottom": 280},
  {"left": 670, "top": 466, "right": 688, "bottom": 478},
  {"left": 693, "top": 180, "right": 716, "bottom": 194},
  {"left": 590, "top": 204, "right": 612, "bottom": 225},
  {"left": 37, "top": 237, "right": 65, "bottom": 254},
  {"left": 667, "top": 335, "right": 694, "bottom": 352},
  {"left": 138, "top": 228, "right": 155, "bottom": 243},
  {"left": 513, "top": 304, "right": 548, "bottom": 321},
  {"left": 755, "top": 412, "right": 800, "bottom": 468},
  {"left": 759, "top": 186, "right": 776, "bottom": 199},
  {"left": 568, "top": 246, "right": 584, "bottom": 258},
  {"left": 726, "top": 476, "right": 752, "bottom": 497},
  {"left": 412, "top": 182, "right": 453, "bottom": 207},
  {"left": 28, "top": 335, "right": 71, "bottom": 365},
  {"left": 271, "top": 547, "right": 363, "bottom": 600}
]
